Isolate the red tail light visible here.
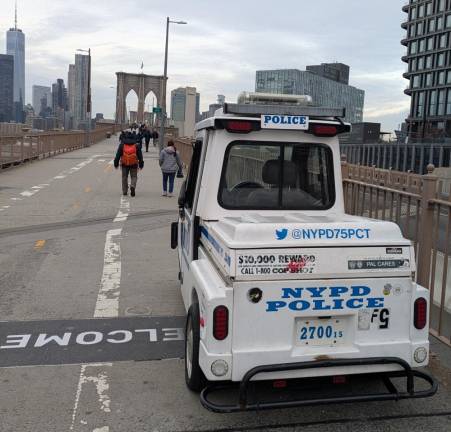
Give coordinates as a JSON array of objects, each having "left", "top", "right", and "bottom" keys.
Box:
[
  {"left": 414, "top": 297, "right": 427, "bottom": 329},
  {"left": 273, "top": 380, "right": 287, "bottom": 389},
  {"left": 225, "top": 120, "right": 255, "bottom": 134},
  {"left": 312, "top": 125, "right": 338, "bottom": 137},
  {"left": 213, "top": 306, "right": 229, "bottom": 340}
]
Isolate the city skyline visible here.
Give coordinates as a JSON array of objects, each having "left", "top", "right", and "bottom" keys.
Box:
[{"left": 0, "top": 0, "right": 410, "bottom": 131}]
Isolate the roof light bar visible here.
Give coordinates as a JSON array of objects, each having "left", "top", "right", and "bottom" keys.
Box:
[
  {"left": 238, "top": 91, "right": 313, "bottom": 106},
  {"left": 223, "top": 103, "right": 346, "bottom": 118}
]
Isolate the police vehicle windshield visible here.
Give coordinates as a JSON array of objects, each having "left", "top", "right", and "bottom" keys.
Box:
[{"left": 218, "top": 141, "right": 335, "bottom": 210}]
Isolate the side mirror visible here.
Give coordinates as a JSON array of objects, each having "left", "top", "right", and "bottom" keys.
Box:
[
  {"left": 178, "top": 180, "right": 187, "bottom": 208},
  {"left": 170, "top": 222, "right": 178, "bottom": 249}
]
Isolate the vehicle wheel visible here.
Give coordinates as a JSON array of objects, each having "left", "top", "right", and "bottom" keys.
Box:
[{"left": 185, "top": 302, "right": 207, "bottom": 392}]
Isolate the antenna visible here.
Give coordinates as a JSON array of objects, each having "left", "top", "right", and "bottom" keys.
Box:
[{"left": 14, "top": 0, "right": 17, "bottom": 30}]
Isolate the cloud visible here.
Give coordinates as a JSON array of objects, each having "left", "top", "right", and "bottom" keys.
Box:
[
  {"left": 365, "top": 100, "right": 410, "bottom": 119},
  {"left": 0, "top": 0, "right": 410, "bottom": 131}
]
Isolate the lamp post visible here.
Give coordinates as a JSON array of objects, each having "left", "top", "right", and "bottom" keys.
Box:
[
  {"left": 159, "top": 17, "right": 187, "bottom": 151},
  {"left": 77, "top": 48, "right": 91, "bottom": 146}
]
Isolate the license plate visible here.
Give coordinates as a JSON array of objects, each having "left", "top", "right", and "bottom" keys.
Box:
[{"left": 297, "top": 318, "right": 346, "bottom": 346}]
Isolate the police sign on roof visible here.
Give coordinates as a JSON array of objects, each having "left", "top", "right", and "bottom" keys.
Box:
[{"left": 261, "top": 114, "right": 309, "bottom": 130}]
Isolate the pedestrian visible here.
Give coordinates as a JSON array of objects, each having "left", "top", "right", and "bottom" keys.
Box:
[
  {"left": 135, "top": 130, "right": 143, "bottom": 151},
  {"left": 114, "top": 132, "right": 144, "bottom": 197},
  {"left": 144, "top": 127, "right": 151, "bottom": 152},
  {"left": 159, "top": 140, "right": 182, "bottom": 197},
  {"left": 152, "top": 128, "right": 159, "bottom": 147}
]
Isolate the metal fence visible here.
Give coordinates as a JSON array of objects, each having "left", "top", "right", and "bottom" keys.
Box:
[
  {"left": 340, "top": 141, "right": 451, "bottom": 175},
  {"left": 343, "top": 161, "right": 451, "bottom": 345},
  {"left": 0, "top": 124, "right": 122, "bottom": 169}
]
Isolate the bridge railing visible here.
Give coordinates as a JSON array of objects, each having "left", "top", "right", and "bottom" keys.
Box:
[
  {"left": 343, "top": 160, "right": 451, "bottom": 345},
  {"left": 0, "top": 124, "right": 122, "bottom": 169},
  {"left": 340, "top": 141, "right": 451, "bottom": 175},
  {"left": 173, "top": 137, "right": 195, "bottom": 168}
]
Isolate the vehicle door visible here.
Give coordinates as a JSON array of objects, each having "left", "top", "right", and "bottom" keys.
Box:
[{"left": 179, "top": 138, "right": 204, "bottom": 285}]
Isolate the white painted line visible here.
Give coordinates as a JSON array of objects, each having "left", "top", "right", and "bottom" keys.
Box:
[
  {"left": 70, "top": 195, "right": 128, "bottom": 429},
  {"left": 113, "top": 215, "right": 127, "bottom": 222},
  {"left": 54, "top": 175, "right": 66, "bottom": 179},
  {"left": 69, "top": 363, "right": 113, "bottom": 431},
  {"left": 113, "top": 197, "right": 130, "bottom": 223},
  {"left": 10, "top": 197, "right": 22, "bottom": 201},
  {"left": 20, "top": 190, "right": 38, "bottom": 197},
  {"left": 94, "top": 228, "right": 123, "bottom": 318},
  {"left": 2, "top": 205, "right": 11, "bottom": 209},
  {"left": 98, "top": 159, "right": 106, "bottom": 162}
]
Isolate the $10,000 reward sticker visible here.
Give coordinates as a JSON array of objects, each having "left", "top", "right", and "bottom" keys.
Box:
[{"left": 237, "top": 253, "right": 316, "bottom": 276}]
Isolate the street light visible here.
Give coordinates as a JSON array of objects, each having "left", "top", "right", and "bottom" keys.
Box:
[
  {"left": 159, "top": 17, "right": 187, "bottom": 151},
  {"left": 77, "top": 48, "right": 91, "bottom": 146}
]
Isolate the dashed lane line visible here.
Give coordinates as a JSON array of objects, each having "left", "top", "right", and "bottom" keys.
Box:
[
  {"left": 2, "top": 155, "right": 102, "bottom": 211},
  {"left": 113, "top": 196, "right": 130, "bottom": 223},
  {"left": 70, "top": 195, "right": 130, "bottom": 431},
  {"left": 94, "top": 227, "right": 123, "bottom": 318}
]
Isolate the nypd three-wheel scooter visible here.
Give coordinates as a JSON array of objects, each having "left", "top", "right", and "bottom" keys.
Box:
[{"left": 171, "top": 92, "right": 437, "bottom": 412}]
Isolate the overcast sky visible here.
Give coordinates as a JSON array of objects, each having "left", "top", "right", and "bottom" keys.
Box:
[{"left": 0, "top": 0, "right": 409, "bottom": 131}]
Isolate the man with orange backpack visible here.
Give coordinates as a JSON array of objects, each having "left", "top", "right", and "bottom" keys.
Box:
[{"left": 114, "top": 132, "right": 144, "bottom": 197}]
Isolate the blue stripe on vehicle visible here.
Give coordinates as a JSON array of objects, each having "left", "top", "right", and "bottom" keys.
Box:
[{"left": 200, "top": 226, "right": 230, "bottom": 267}]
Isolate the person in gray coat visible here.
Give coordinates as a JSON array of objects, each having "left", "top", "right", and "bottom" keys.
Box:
[{"left": 159, "top": 140, "right": 182, "bottom": 197}]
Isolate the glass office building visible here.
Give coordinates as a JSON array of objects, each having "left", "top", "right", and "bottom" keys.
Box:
[
  {"left": 402, "top": 0, "right": 451, "bottom": 139},
  {"left": 0, "top": 54, "right": 14, "bottom": 123},
  {"left": 74, "top": 54, "right": 89, "bottom": 129},
  {"left": 6, "top": 28, "right": 25, "bottom": 114},
  {"left": 255, "top": 68, "right": 365, "bottom": 124}
]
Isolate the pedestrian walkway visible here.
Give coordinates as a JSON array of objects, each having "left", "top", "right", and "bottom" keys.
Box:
[{"left": 1, "top": 137, "right": 451, "bottom": 432}]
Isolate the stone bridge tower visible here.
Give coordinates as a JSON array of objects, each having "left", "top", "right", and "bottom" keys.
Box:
[{"left": 115, "top": 72, "right": 166, "bottom": 125}]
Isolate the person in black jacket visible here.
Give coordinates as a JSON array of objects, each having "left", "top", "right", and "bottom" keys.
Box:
[
  {"left": 114, "top": 132, "right": 144, "bottom": 197},
  {"left": 135, "top": 130, "right": 143, "bottom": 151},
  {"left": 144, "top": 127, "right": 152, "bottom": 152},
  {"left": 152, "top": 128, "right": 159, "bottom": 147}
]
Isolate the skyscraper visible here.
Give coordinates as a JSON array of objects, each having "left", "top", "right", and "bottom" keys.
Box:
[
  {"left": 52, "top": 79, "right": 67, "bottom": 113},
  {"left": 74, "top": 54, "right": 89, "bottom": 129},
  {"left": 32, "top": 85, "right": 51, "bottom": 114},
  {"left": 0, "top": 54, "right": 14, "bottom": 123},
  {"left": 402, "top": 0, "right": 451, "bottom": 139},
  {"left": 6, "top": 3, "right": 25, "bottom": 122},
  {"left": 67, "top": 64, "right": 76, "bottom": 114},
  {"left": 306, "top": 63, "right": 350, "bottom": 85},
  {"left": 255, "top": 67, "right": 364, "bottom": 124},
  {"left": 52, "top": 78, "right": 67, "bottom": 128},
  {"left": 170, "top": 87, "right": 198, "bottom": 137}
]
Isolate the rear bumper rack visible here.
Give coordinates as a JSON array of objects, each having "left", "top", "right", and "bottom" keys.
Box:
[{"left": 200, "top": 357, "right": 438, "bottom": 413}]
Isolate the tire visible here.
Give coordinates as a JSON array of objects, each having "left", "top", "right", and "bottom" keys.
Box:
[{"left": 185, "top": 302, "right": 207, "bottom": 392}]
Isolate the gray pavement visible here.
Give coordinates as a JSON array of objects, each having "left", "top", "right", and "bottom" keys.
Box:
[{"left": 0, "top": 138, "right": 450, "bottom": 431}]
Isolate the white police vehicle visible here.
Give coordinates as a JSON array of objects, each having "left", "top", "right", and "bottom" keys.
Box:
[{"left": 171, "top": 92, "right": 437, "bottom": 412}]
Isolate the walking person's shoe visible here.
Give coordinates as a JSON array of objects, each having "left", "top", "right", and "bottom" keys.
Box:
[
  {"left": 123, "top": 191, "right": 128, "bottom": 196},
  {"left": 130, "top": 187, "right": 136, "bottom": 197},
  {"left": 162, "top": 191, "right": 167, "bottom": 196},
  {"left": 168, "top": 193, "right": 173, "bottom": 197}
]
